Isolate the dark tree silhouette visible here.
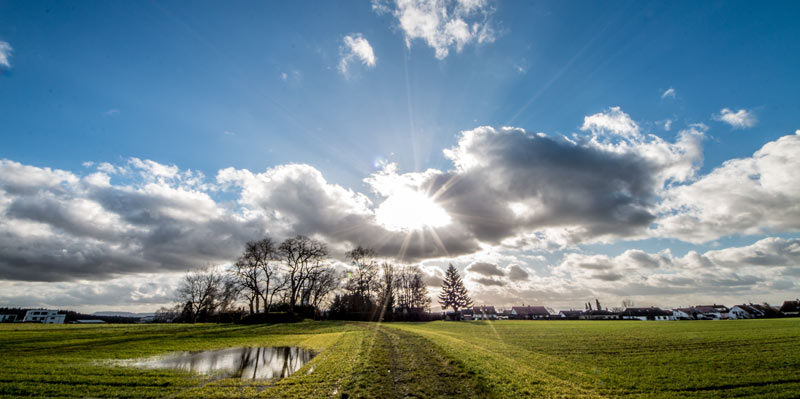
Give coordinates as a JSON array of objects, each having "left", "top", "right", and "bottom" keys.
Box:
[
  {"left": 438, "top": 264, "right": 472, "bottom": 312},
  {"left": 277, "top": 235, "right": 328, "bottom": 313}
]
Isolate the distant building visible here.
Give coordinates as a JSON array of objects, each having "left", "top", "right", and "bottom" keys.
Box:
[
  {"left": 579, "top": 310, "right": 619, "bottom": 320},
  {"left": 0, "top": 314, "right": 17, "bottom": 323},
  {"left": 672, "top": 308, "right": 699, "bottom": 320},
  {"left": 558, "top": 310, "right": 583, "bottom": 320},
  {"left": 23, "top": 309, "right": 65, "bottom": 324},
  {"left": 511, "top": 306, "right": 551, "bottom": 320},
  {"left": 692, "top": 305, "right": 729, "bottom": 320},
  {"left": 470, "top": 305, "right": 498, "bottom": 320},
  {"left": 729, "top": 304, "right": 778, "bottom": 319},
  {"left": 779, "top": 300, "right": 800, "bottom": 316},
  {"left": 72, "top": 319, "right": 106, "bottom": 324},
  {"left": 621, "top": 307, "right": 674, "bottom": 321}
]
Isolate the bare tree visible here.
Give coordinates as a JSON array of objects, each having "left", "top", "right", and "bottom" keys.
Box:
[
  {"left": 277, "top": 235, "right": 328, "bottom": 313},
  {"left": 304, "top": 266, "right": 340, "bottom": 309},
  {"left": 177, "top": 265, "right": 224, "bottom": 322},
  {"left": 395, "top": 265, "right": 431, "bottom": 313},
  {"left": 377, "top": 262, "right": 395, "bottom": 321},
  {"left": 230, "top": 258, "right": 262, "bottom": 314},
  {"left": 621, "top": 298, "right": 635, "bottom": 309},
  {"left": 344, "top": 246, "right": 379, "bottom": 303}
]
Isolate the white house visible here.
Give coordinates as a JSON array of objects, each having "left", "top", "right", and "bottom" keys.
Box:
[
  {"left": 621, "top": 307, "right": 675, "bottom": 321},
  {"left": 692, "top": 305, "right": 729, "bottom": 320},
  {"left": 0, "top": 314, "right": 17, "bottom": 322},
  {"left": 729, "top": 304, "right": 772, "bottom": 319},
  {"left": 470, "top": 305, "right": 498, "bottom": 320},
  {"left": 23, "top": 309, "right": 66, "bottom": 324}
]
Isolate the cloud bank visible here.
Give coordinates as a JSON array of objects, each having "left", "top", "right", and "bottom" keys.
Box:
[{"left": 2, "top": 108, "right": 799, "bottom": 310}]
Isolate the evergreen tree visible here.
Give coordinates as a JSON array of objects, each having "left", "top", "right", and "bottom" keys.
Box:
[{"left": 438, "top": 264, "right": 473, "bottom": 311}]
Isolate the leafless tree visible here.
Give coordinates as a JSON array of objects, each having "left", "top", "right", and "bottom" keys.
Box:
[
  {"left": 229, "top": 238, "right": 281, "bottom": 314},
  {"left": 396, "top": 265, "right": 431, "bottom": 312},
  {"left": 621, "top": 298, "right": 635, "bottom": 308},
  {"left": 177, "top": 265, "right": 224, "bottom": 322},
  {"left": 277, "top": 235, "right": 328, "bottom": 313},
  {"left": 230, "top": 258, "right": 262, "bottom": 314},
  {"left": 377, "top": 262, "right": 395, "bottom": 321},
  {"left": 344, "top": 246, "right": 379, "bottom": 303},
  {"left": 303, "top": 266, "right": 340, "bottom": 309}
]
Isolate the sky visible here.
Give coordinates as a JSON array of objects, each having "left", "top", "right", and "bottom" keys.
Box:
[{"left": 1, "top": 0, "right": 799, "bottom": 313}]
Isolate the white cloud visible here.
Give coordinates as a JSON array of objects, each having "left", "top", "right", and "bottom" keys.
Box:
[
  {"left": 657, "top": 130, "right": 800, "bottom": 242},
  {"left": 373, "top": 0, "right": 496, "bottom": 60},
  {"left": 581, "top": 106, "right": 641, "bottom": 140},
  {"left": 713, "top": 108, "right": 757, "bottom": 129},
  {"left": 661, "top": 87, "right": 676, "bottom": 99},
  {"left": 0, "top": 41, "right": 12, "bottom": 69},
  {"left": 338, "top": 34, "right": 377, "bottom": 75}
]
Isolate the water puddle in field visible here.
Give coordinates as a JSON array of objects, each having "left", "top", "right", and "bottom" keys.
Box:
[{"left": 130, "top": 346, "right": 316, "bottom": 380}]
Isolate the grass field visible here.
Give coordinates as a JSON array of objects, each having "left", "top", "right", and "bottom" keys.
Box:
[{"left": 1, "top": 319, "right": 799, "bottom": 398}]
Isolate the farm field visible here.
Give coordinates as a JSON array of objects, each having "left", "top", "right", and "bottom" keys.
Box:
[{"left": 1, "top": 319, "right": 799, "bottom": 398}]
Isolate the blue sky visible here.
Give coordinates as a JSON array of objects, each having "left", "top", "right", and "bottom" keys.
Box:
[{"left": 1, "top": 0, "right": 799, "bottom": 311}]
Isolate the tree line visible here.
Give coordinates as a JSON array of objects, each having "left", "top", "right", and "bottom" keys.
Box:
[{"left": 164, "top": 236, "right": 444, "bottom": 323}]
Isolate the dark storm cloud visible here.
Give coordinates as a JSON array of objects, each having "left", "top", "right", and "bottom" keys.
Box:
[{"left": 425, "top": 127, "right": 660, "bottom": 244}]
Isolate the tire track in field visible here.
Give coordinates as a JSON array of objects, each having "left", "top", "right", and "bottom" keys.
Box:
[
  {"left": 386, "top": 324, "right": 609, "bottom": 398},
  {"left": 338, "top": 324, "right": 485, "bottom": 399}
]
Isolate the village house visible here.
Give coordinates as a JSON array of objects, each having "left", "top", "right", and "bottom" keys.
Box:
[
  {"left": 22, "top": 309, "right": 66, "bottom": 324},
  {"left": 558, "top": 310, "right": 583, "bottom": 320},
  {"left": 729, "top": 304, "right": 779, "bottom": 319},
  {"left": 779, "top": 300, "right": 800, "bottom": 316},
  {"left": 0, "top": 314, "right": 17, "bottom": 323},
  {"left": 579, "top": 310, "right": 620, "bottom": 320},
  {"left": 510, "top": 306, "right": 551, "bottom": 320},
  {"left": 470, "top": 305, "right": 498, "bottom": 320},
  {"left": 672, "top": 307, "right": 699, "bottom": 320},
  {"left": 692, "top": 305, "right": 729, "bottom": 320},
  {"left": 621, "top": 307, "right": 674, "bottom": 321}
]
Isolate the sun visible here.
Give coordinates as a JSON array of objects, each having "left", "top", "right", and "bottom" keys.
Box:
[{"left": 375, "top": 189, "right": 452, "bottom": 232}]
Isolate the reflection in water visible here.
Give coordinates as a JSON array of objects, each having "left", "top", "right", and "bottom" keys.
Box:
[{"left": 132, "top": 347, "right": 316, "bottom": 380}]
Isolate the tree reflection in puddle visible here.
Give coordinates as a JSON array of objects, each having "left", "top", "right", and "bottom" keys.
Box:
[{"left": 131, "top": 347, "right": 316, "bottom": 380}]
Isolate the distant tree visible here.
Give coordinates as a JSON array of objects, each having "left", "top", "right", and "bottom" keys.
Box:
[
  {"left": 302, "top": 265, "right": 340, "bottom": 309},
  {"left": 377, "top": 262, "right": 395, "bottom": 321},
  {"left": 176, "top": 265, "right": 223, "bottom": 322},
  {"left": 438, "top": 264, "right": 472, "bottom": 312},
  {"left": 344, "top": 246, "right": 379, "bottom": 306},
  {"left": 621, "top": 298, "right": 635, "bottom": 308},
  {"left": 154, "top": 304, "right": 182, "bottom": 322},
  {"left": 277, "top": 235, "right": 328, "bottom": 313}
]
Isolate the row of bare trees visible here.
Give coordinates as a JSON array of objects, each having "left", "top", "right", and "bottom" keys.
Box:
[
  {"left": 329, "top": 246, "right": 431, "bottom": 321},
  {"left": 171, "top": 237, "right": 433, "bottom": 323},
  {"left": 230, "top": 236, "right": 337, "bottom": 314}
]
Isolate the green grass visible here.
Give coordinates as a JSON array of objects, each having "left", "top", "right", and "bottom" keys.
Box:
[{"left": 1, "top": 319, "right": 799, "bottom": 398}]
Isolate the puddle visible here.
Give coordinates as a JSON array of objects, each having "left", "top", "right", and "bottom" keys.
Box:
[{"left": 130, "top": 347, "right": 316, "bottom": 380}]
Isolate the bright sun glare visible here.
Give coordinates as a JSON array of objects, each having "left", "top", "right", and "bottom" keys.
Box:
[{"left": 375, "top": 189, "right": 452, "bottom": 232}]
